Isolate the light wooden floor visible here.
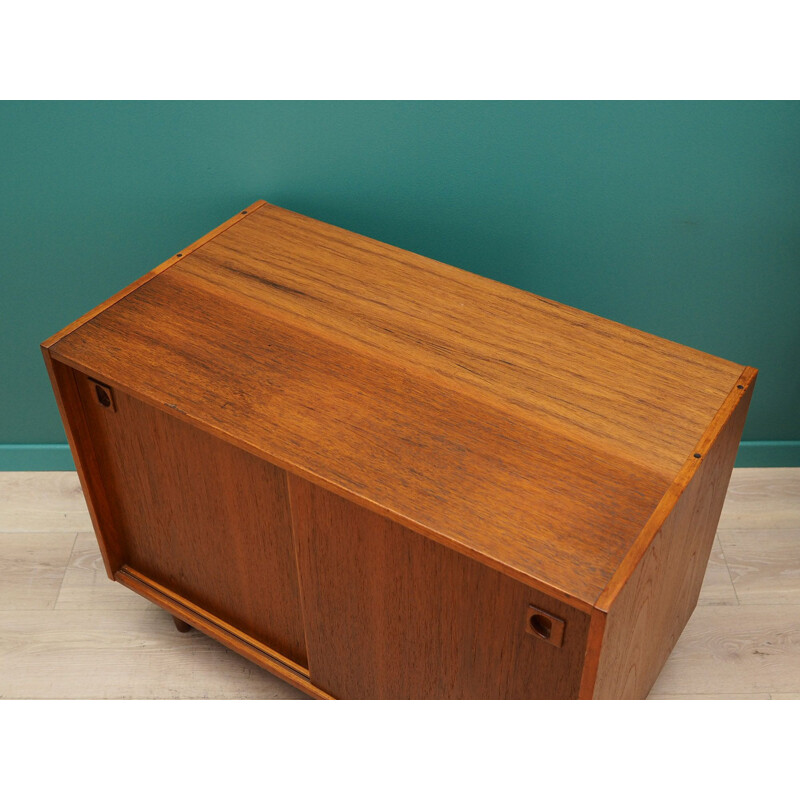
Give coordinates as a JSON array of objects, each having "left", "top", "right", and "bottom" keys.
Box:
[{"left": 1, "top": 469, "right": 798, "bottom": 699}]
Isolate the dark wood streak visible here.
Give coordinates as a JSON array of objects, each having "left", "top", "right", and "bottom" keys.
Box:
[{"left": 213, "top": 259, "right": 310, "bottom": 297}]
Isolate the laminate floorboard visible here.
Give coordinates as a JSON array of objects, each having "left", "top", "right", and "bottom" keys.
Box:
[
  {"left": 720, "top": 529, "right": 800, "bottom": 605},
  {"left": 648, "top": 693, "right": 771, "bottom": 699},
  {"left": 718, "top": 468, "right": 800, "bottom": 530},
  {"left": 0, "top": 469, "right": 798, "bottom": 699},
  {"left": 55, "top": 531, "right": 151, "bottom": 610},
  {"left": 0, "top": 608, "right": 306, "bottom": 699},
  {"left": 0, "top": 472, "right": 92, "bottom": 532},
  {"left": 648, "top": 605, "right": 800, "bottom": 696},
  {"left": 0, "top": 533, "right": 76, "bottom": 611}
]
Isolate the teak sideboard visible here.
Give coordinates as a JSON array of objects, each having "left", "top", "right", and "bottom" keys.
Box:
[{"left": 42, "top": 200, "right": 756, "bottom": 699}]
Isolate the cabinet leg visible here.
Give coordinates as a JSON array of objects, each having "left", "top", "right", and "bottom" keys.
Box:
[{"left": 172, "top": 615, "right": 191, "bottom": 633}]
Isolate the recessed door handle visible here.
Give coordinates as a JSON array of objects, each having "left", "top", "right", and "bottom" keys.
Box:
[{"left": 525, "top": 605, "right": 565, "bottom": 648}]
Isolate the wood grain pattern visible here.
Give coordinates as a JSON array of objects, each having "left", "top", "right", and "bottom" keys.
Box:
[
  {"left": 40, "top": 203, "right": 265, "bottom": 576},
  {"left": 290, "top": 475, "right": 591, "bottom": 699},
  {"left": 595, "top": 368, "right": 756, "bottom": 612},
  {"left": 41, "top": 201, "right": 267, "bottom": 349},
  {"left": 67, "top": 367, "right": 309, "bottom": 668},
  {"left": 185, "top": 204, "right": 742, "bottom": 474},
  {"left": 40, "top": 202, "right": 758, "bottom": 699},
  {"left": 41, "top": 354, "right": 124, "bottom": 578},
  {"left": 47, "top": 201, "right": 746, "bottom": 607},
  {"left": 589, "top": 371, "right": 755, "bottom": 699}
]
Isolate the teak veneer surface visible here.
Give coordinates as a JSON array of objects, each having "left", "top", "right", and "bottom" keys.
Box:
[
  {"left": 70, "top": 367, "right": 308, "bottom": 668},
  {"left": 590, "top": 373, "right": 754, "bottom": 698},
  {"left": 49, "top": 202, "right": 746, "bottom": 607},
  {"left": 290, "top": 476, "right": 591, "bottom": 699}
]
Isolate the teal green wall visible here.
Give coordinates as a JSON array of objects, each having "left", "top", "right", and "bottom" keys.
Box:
[{"left": 1, "top": 101, "right": 798, "bottom": 469}]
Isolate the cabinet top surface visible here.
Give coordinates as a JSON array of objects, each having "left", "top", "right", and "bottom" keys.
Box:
[{"left": 50, "top": 201, "right": 747, "bottom": 605}]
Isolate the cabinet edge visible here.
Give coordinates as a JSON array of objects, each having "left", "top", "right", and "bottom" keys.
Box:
[
  {"left": 578, "top": 608, "right": 608, "bottom": 699},
  {"left": 40, "top": 351, "right": 123, "bottom": 578},
  {"left": 596, "top": 365, "right": 757, "bottom": 613},
  {"left": 584, "top": 368, "right": 756, "bottom": 699},
  {"left": 41, "top": 199, "right": 268, "bottom": 350}
]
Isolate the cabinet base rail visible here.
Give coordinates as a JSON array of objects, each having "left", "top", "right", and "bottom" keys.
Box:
[{"left": 115, "top": 566, "right": 333, "bottom": 700}]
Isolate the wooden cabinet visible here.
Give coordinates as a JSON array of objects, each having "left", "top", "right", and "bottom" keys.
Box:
[{"left": 42, "top": 200, "right": 756, "bottom": 699}]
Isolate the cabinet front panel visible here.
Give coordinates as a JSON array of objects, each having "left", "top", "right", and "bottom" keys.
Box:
[
  {"left": 290, "top": 476, "right": 591, "bottom": 699},
  {"left": 68, "top": 366, "right": 308, "bottom": 668}
]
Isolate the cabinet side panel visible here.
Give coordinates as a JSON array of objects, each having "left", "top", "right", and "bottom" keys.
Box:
[
  {"left": 290, "top": 475, "right": 590, "bottom": 699},
  {"left": 43, "top": 353, "right": 126, "bottom": 576},
  {"left": 592, "top": 376, "right": 755, "bottom": 699},
  {"left": 67, "top": 366, "right": 308, "bottom": 668}
]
